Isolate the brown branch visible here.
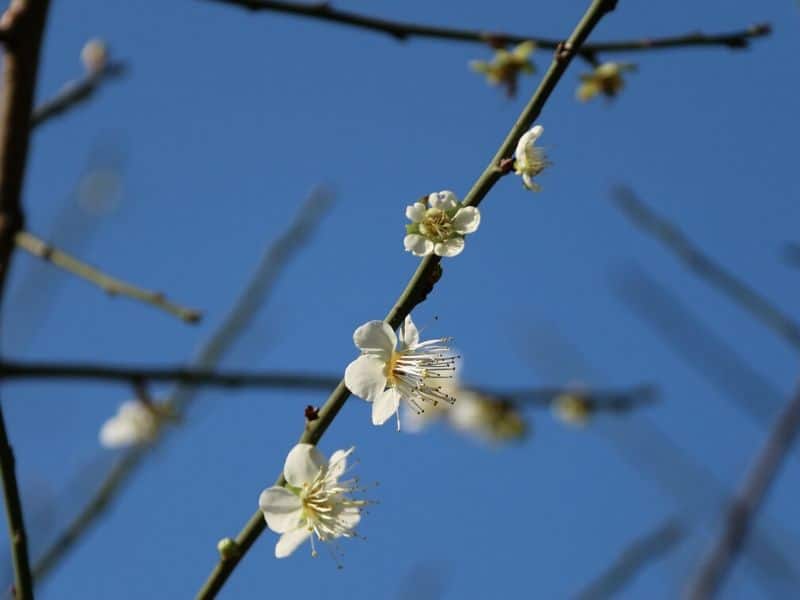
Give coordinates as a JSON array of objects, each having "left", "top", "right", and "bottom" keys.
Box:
[
  {"left": 208, "top": 0, "right": 769, "bottom": 61},
  {"left": 14, "top": 230, "right": 202, "bottom": 323},
  {"left": 612, "top": 187, "right": 800, "bottom": 351},
  {"left": 0, "top": 359, "right": 654, "bottom": 412},
  {"left": 0, "top": 2, "right": 52, "bottom": 599},
  {"left": 688, "top": 379, "right": 800, "bottom": 599},
  {"left": 576, "top": 519, "right": 685, "bottom": 600},
  {"left": 31, "top": 61, "right": 126, "bottom": 129}
]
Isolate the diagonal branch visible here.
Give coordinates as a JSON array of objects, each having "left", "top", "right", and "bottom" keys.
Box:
[
  {"left": 195, "top": 1, "right": 620, "bottom": 597},
  {"left": 28, "top": 187, "right": 334, "bottom": 585},
  {"left": 207, "top": 0, "right": 769, "bottom": 62},
  {"left": 14, "top": 230, "right": 202, "bottom": 323},
  {"left": 31, "top": 61, "right": 126, "bottom": 129},
  {"left": 612, "top": 187, "right": 800, "bottom": 351},
  {"left": 576, "top": 519, "right": 684, "bottom": 600},
  {"left": 687, "top": 379, "right": 800, "bottom": 599}
]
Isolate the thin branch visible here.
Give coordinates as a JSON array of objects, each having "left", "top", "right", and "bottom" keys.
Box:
[
  {"left": 688, "top": 379, "right": 800, "bottom": 599},
  {"left": 208, "top": 0, "right": 769, "bottom": 62},
  {"left": 31, "top": 61, "right": 126, "bottom": 129},
  {"left": 14, "top": 230, "right": 202, "bottom": 323},
  {"left": 0, "top": 2, "right": 53, "bottom": 599},
  {"left": 612, "top": 186, "right": 800, "bottom": 351},
  {"left": 28, "top": 187, "right": 334, "bottom": 584},
  {"left": 576, "top": 519, "right": 685, "bottom": 600},
  {"left": 195, "top": 1, "right": 620, "bottom": 597},
  {"left": 0, "top": 359, "right": 654, "bottom": 412}
]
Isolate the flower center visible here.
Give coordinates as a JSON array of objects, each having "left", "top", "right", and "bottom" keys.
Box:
[
  {"left": 299, "top": 469, "right": 362, "bottom": 543},
  {"left": 386, "top": 343, "right": 458, "bottom": 414},
  {"left": 418, "top": 208, "right": 453, "bottom": 242}
]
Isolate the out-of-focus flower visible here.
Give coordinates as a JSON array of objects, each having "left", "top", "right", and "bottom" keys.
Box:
[
  {"left": 344, "top": 315, "right": 457, "bottom": 429},
  {"left": 576, "top": 62, "right": 636, "bottom": 102},
  {"left": 259, "top": 444, "right": 365, "bottom": 559},
  {"left": 470, "top": 41, "right": 536, "bottom": 97},
  {"left": 552, "top": 392, "right": 593, "bottom": 427},
  {"left": 81, "top": 38, "right": 108, "bottom": 74},
  {"left": 403, "top": 191, "right": 480, "bottom": 258},
  {"left": 513, "top": 125, "right": 549, "bottom": 192},
  {"left": 99, "top": 400, "right": 163, "bottom": 448}
]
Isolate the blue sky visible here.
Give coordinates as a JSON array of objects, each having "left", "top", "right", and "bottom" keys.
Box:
[{"left": 2, "top": 0, "right": 799, "bottom": 598}]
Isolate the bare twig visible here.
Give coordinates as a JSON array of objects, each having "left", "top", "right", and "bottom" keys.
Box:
[
  {"left": 576, "top": 519, "right": 684, "bottom": 600},
  {"left": 28, "top": 187, "right": 333, "bottom": 584},
  {"left": 0, "top": 1, "right": 53, "bottom": 598},
  {"left": 31, "top": 61, "right": 126, "bottom": 129},
  {"left": 208, "top": 0, "right": 769, "bottom": 63},
  {"left": 612, "top": 186, "right": 800, "bottom": 351},
  {"left": 14, "top": 230, "right": 202, "bottom": 323},
  {"left": 688, "top": 380, "right": 800, "bottom": 599},
  {"left": 196, "top": 2, "right": 620, "bottom": 597}
]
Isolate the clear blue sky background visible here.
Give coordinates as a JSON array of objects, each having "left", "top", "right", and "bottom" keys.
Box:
[{"left": 2, "top": 0, "right": 799, "bottom": 598}]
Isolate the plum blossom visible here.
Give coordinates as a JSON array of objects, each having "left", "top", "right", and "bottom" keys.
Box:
[
  {"left": 344, "top": 315, "right": 458, "bottom": 429},
  {"left": 99, "top": 400, "right": 162, "bottom": 448},
  {"left": 403, "top": 191, "right": 480, "bottom": 258},
  {"left": 259, "top": 444, "right": 365, "bottom": 559},
  {"left": 576, "top": 62, "right": 636, "bottom": 102},
  {"left": 513, "top": 125, "right": 549, "bottom": 192},
  {"left": 470, "top": 41, "right": 536, "bottom": 97}
]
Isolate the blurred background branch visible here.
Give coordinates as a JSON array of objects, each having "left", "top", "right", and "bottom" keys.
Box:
[
  {"left": 612, "top": 186, "right": 800, "bottom": 351},
  {"left": 576, "top": 519, "right": 685, "bottom": 600},
  {"left": 688, "top": 379, "right": 800, "bottom": 599},
  {"left": 27, "top": 186, "right": 334, "bottom": 585}
]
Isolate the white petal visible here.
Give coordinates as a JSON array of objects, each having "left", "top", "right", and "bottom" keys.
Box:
[
  {"left": 404, "top": 234, "right": 434, "bottom": 257},
  {"left": 451, "top": 207, "right": 480, "bottom": 234},
  {"left": 515, "top": 125, "right": 543, "bottom": 161},
  {"left": 344, "top": 355, "right": 388, "bottom": 402},
  {"left": 352, "top": 320, "right": 396, "bottom": 356},
  {"left": 428, "top": 190, "right": 458, "bottom": 210},
  {"left": 275, "top": 527, "right": 311, "bottom": 558},
  {"left": 327, "top": 447, "right": 354, "bottom": 480},
  {"left": 400, "top": 314, "right": 419, "bottom": 348},
  {"left": 283, "top": 443, "right": 327, "bottom": 487},
  {"left": 372, "top": 388, "right": 402, "bottom": 426},
  {"left": 99, "top": 418, "right": 138, "bottom": 448},
  {"left": 434, "top": 237, "right": 465, "bottom": 257},
  {"left": 405, "top": 202, "right": 426, "bottom": 223},
  {"left": 259, "top": 486, "right": 303, "bottom": 533},
  {"left": 335, "top": 507, "right": 361, "bottom": 530}
]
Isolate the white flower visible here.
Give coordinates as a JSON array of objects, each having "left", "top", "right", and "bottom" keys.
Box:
[
  {"left": 403, "top": 191, "right": 480, "bottom": 257},
  {"left": 552, "top": 392, "right": 592, "bottom": 427},
  {"left": 513, "top": 125, "right": 549, "bottom": 192},
  {"left": 81, "top": 38, "right": 108, "bottom": 74},
  {"left": 344, "top": 315, "right": 457, "bottom": 429},
  {"left": 99, "top": 400, "right": 161, "bottom": 448},
  {"left": 259, "top": 443, "right": 365, "bottom": 559}
]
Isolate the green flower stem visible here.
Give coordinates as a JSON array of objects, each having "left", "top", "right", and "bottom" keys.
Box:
[{"left": 195, "top": 1, "right": 619, "bottom": 597}]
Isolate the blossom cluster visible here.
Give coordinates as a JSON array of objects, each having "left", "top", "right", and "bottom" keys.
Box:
[{"left": 99, "top": 125, "right": 550, "bottom": 562}]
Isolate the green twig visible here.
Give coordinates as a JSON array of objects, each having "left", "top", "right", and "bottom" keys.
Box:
[
  {"left": 14, "top": 230, "right": 202, "bottom": 324},
  {"left": 195, "top": 1, "right": 620, "bottom": 597}
]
